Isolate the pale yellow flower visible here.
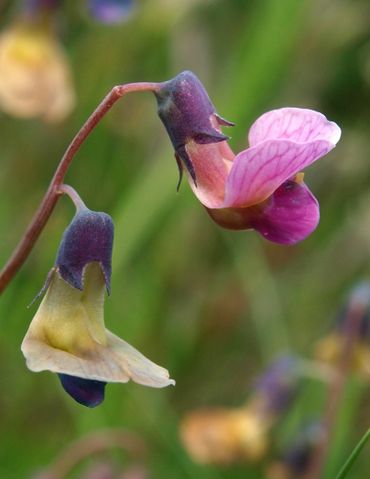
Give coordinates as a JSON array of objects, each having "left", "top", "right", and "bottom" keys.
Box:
[
  {"left": 180, "top": 407, "right": 270, "bottom": 465},
  {"left": 0, "top": 20, "right": 75, "bottom": 122}
]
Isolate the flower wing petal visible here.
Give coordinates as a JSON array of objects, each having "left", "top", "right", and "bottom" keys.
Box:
[
  {"left": 248, "top": 108, "right": 341, "bottom": 146},
  {"left": 21, "top": 328, "right": 175, "bottom": 389},
  {"left": 224, "top": 139, "right": 334, "bottom": 208},
  {"left": 248, "top": 180, "right": 320, "bottom": 245}
]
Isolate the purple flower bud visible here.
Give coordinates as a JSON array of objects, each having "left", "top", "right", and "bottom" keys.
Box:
[
  {"left": 87, "top": 0, "right": 135, "bottom": 24},
  {"left": 55, "top": 209, "right": 114, "bottom": 293},
  {"left": 58, "top": 374, "right": 106, "bottom": 407},
  {"left": 155, "top": 71, "right": 233, "bottom": 184}
]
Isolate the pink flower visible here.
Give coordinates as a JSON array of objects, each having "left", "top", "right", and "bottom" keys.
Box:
[{"left": 156, "top": 72, "right": 341, "bottom": 245}]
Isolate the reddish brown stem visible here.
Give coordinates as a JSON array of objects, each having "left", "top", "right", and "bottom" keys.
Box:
[{"left": 0, "top": 82, "right": 159, "bottom": 294}]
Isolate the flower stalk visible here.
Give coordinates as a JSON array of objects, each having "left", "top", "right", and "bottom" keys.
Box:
[{"left": 0, "top": 81, "right": 159, "bottom": 294}]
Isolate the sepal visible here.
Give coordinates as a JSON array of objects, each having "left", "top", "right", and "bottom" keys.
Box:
[
  {"left": 155, "top": 71, "right": 233, "bottom": 182},
  {"left": 55, "top": 209, "right": 114, "bottom": 293}
]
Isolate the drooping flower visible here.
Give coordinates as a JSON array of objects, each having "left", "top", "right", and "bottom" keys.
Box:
[
  {"left": 87, "top": 0, "right": 135, "bottom": 24},
  {"left": 315, "top": 281, "right": 370, "bottom": 378},
  {"left": 0, "top": 4, "right": 75, "bottom": 122},
  {"left": 22, "top": 208, "right": 174, "bottom": 407},
  {"left": 155, "top": 71, "right": 341, "bottom": 245},
  {"left": 180, "top": 356, "right": 300, "bottom": 465}
]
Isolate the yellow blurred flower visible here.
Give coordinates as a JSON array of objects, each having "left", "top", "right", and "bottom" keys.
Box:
[
  {"left": 315, "top": 333, "right": 370, "bottom": 377},
  {"left": 0, "top": 20, "right": 75, "bottom": 122},
  {"left": 180, "top": 407, "right": 270, "bottom": 465},
  {"left": 314, "top": 281, "right": 370, "bottom": 379}
]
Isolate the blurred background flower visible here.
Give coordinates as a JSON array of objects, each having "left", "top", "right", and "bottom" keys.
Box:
[
  {"left": 0, "top": 1, "right": 75, "bottom": 122},
  {"left": 180, "top": 356, "right": 301, "bottom": 465},
  {"left": 87, "top": 0, "right": 135, "bottom": 24}
]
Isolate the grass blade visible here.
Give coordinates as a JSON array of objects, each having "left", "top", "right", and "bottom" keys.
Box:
[{"left": 335, "top": 428, "right": 370, "bottom": 479}]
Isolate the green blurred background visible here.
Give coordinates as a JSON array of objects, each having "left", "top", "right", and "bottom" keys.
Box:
[{"left": 0, "top": 0, "right": 369, "bottom": 477}]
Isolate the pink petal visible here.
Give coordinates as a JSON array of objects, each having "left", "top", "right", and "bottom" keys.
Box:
[
  {"left": 208, "top": 180, "right": 320, "bottom": 245},
  {"left": 248, "top": 108, "right": 341, "bottom": 146},
  {"left": 250, "top": 180, "right": 320, "bottom": 244},
  {"left": 224, "top": 138, "right": 335, "bottom": 208}
]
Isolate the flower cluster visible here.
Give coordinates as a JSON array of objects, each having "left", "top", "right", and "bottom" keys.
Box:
[{"left": 5, "top": 64, "right": 341, "bottom": 408}]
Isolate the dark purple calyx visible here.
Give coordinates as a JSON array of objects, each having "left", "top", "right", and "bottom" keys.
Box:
[
  {"left": 55, "top": 209, "right": 114, "bottom": 293},
  {"left": 155, "top": 71, "right": 234, "bottom": 186},
  {"left": 58, "top": 374, "right": 106, "bottom": 408}
]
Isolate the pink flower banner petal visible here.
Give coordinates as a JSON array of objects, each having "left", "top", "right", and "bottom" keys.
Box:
[{"left": 248, "top": 108, "right": 341, "bottom": 146}]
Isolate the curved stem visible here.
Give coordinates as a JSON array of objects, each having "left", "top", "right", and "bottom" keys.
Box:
[
  {"left": 0, "top": 82, "right": 159, "bottom": 294},
  {"left": 58, "top": 184, "right": 87, "bottom": 211}
]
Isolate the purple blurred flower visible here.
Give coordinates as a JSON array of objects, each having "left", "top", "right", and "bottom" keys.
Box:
[
  {"left": 156, "top": 71, "right": 341, "bottom": 245},
  {"left": 252, "top": 355, "right": 300, "bottom": 416},
  {"left": 87, "top": 0, "right": 134, "bottom": 24}
]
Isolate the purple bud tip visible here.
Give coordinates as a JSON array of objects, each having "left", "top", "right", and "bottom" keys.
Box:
[
  {"left": 58, "top": 374, "right": 106, "bottom": 407},
  {"left": 56, "top": 209, "right": 114, "bottom": 293},
  {"left": 155, "top": 71, "right": 233, "bottom": 183},
  {"left": 88, "top": 0, "right": 134, "bottom": 24}
]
